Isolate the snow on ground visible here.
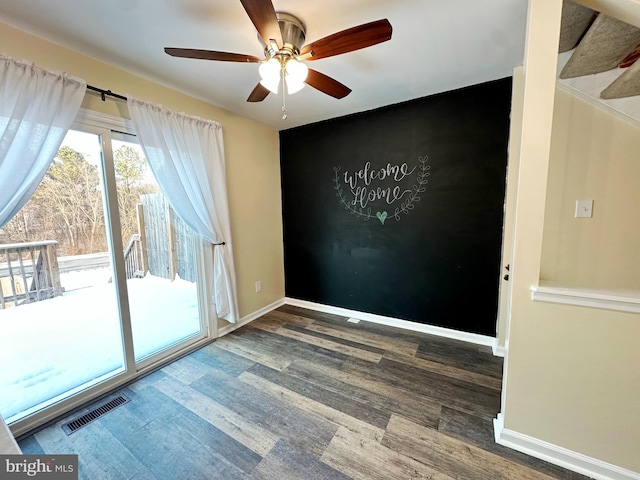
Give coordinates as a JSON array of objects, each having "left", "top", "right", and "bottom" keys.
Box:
[{"left": 0, "top": 270, "right": 200, "bottom": 421}]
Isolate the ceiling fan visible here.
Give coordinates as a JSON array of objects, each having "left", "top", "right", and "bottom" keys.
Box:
[{"left": 164, "top": 0, "right": 392, "bottom": 105}]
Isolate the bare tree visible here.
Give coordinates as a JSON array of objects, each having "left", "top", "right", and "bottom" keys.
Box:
[
  {"left": 114, "top": 145, "right": 158, "bottom": 245},
  {"left": 2, "top": 146, "right": 107, "bottom": 255},
  {"left": 3, "top": 144, "right": 158, "bottom": 256}
]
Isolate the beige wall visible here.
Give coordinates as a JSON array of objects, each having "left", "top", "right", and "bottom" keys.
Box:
[
  {"left": 502, "top": 0, "right": 640, "bottom": 473},
  {"left": 0, "top": 21, "right": 285, "bottom": 324},
  {"left": 541, "top": 87, "right": 640, "bottom": 289}
]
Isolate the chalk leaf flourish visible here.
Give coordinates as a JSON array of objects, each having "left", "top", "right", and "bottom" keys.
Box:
[{"left": 333, "top": 156, "right": 430, "bottom": 224}]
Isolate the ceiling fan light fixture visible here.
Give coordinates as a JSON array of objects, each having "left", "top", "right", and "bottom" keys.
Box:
[
  {"left": 284, "top": 58, "right": 308, "bottom": 94},
  {"left": 259, "top": 78, "right": 280, "bottom": 94},
  {"left": 259, "top": 57, "right": 281, "bottom": 93},
  {"left": 285, "top": 58, "right": 308, "bottom": 83},
  {"left": 285, "top": 78, "right": 305, "bottom": 94},
  {"left": 164, "top": 3, "right": 393, "bottom": 111}
]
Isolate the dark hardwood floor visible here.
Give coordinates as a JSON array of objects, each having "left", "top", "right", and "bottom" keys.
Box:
[{"left": 18, "top": 305, "right": 590, "bottom": 479}]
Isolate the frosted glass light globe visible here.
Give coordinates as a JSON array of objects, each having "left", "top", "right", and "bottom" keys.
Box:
[
  {"left": 259, "top": 58, "right": 281, "bottom": 94},
  {"left": 285, "top": 59, "right": 308, "bottom": 94}
]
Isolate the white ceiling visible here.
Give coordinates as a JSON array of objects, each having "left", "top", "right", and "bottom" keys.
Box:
[{"left": 0, "top": 0, "right": 528, "bottom": 130}]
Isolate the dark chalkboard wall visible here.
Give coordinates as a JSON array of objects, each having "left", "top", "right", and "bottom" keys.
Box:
[{"left": 280, "top": 78, "right": 512, "bottom": 336}]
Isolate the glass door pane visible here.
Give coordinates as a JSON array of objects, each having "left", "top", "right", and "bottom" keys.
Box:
[
  {"left": 0, "top": 130, "right": 125, "bottom": 423},
  {"left": 111, "top": 136, "right": 203, "bottom": 362}
]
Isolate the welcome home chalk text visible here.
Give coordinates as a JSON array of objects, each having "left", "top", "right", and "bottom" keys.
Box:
[{"left": 342, "top": 161, "right": 416, "bottom": 208}]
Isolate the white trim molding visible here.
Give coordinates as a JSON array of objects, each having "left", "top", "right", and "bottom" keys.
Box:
[
  {"left": 221, "top": 297, "right": 502, "bottom": 352},
  {"left": 492, "top": 341, "right": 507, "bottom": 357},
  {"left": 531, "top": 285, "right": 640, "bottom": 315},
  {"left": 217, "top": 298, "right": 285, "bottom": 337},
  {"left": 1, "top": 415, "right": 20, "bottom": 454},
  {"left": 494, "top": 414, "right": 640, "bottom": 480},
  {"left": 284, "top": 297, "right": 497, "bottom": 348}
]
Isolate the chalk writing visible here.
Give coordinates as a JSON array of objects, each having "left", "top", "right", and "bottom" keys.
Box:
[
  {"left": 352, "top": 184, "right": 412, "bottom": 209},
  {"left": 343, "top": 162, "right": 416, "bottom": 190},
  {"left": 333, "top": 156, "right": 430, "bottom": 224}
]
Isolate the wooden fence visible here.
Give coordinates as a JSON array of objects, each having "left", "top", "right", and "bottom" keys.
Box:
[
  {"left": 0, "top": 194, "right": 196, "bottom": 310},
  {"left": 139, "top": 193, "right": 198, "bottom": 283},
  {"left": 0, "top": 241, "right": 62, "bottom": 309}
]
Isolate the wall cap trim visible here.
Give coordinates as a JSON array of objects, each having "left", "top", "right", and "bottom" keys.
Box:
[
  {"left": 284, "top": 297, "right": 497, "bottom": 349},
  {"left": 531, "top": 285, "right": 640, "bottom": 314},
  {"left": 494, "top": 413, "right": 640, "bottom": 480}
]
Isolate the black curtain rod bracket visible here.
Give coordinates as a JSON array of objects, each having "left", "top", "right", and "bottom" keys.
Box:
[{"left": 87, "top": 84, "right": 128, "bottom": 102}]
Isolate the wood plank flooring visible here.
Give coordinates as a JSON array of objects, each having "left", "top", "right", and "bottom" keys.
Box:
[{"left": 18, "top": 305, "right": 590, "bottom": 479}]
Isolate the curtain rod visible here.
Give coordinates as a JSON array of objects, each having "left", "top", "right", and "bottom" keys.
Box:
[
  {"left": 84, "top": 87, "right": 227, "bottom": 248},
  {"left": 87, "top": 84, "right": 128, "bottom": 102}
]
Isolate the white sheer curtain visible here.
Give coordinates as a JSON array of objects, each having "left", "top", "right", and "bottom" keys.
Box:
[
  {"left": 127, "top": 98, "right": 239, "bottom": 324},
  {"left": 0, "top": 55, "right": 86, "bottom": 227}
]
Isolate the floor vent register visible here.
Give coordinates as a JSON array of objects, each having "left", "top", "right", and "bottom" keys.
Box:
[{"left": 61, "top": 394, "right": 130, "bottom": 435}]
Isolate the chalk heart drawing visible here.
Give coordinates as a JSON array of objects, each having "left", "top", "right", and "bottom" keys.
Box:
[{"left": 333, "top": 156, "right": 430, "bottom": 224}]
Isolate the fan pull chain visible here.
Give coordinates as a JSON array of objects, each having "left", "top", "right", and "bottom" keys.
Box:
[{"left": 281, "top": 66, "right": 288, "bottom": 120}]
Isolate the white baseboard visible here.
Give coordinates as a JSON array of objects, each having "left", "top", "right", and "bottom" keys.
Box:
[
  {"left": 494, "top": 413, "right": 640, "bottom": 480},
  {"left": 284, "top": 297, "right": 496, "bottom": 349},
  {"left": 230, "top": 297, "right": 501, "bottom": 353},
  {"left": 218, "top": 298, "right": 285, "bottom": 337}
]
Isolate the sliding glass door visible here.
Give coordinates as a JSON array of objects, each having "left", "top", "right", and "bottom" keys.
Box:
[
  {"left": 110, "top": 134, "right": 204, "bottom": 363},
  {"left": 0, "top": 115, "right": 207, "bottom": 429},
  {"left": 0, "top": 130, "right": 125, "bottom": 424}
]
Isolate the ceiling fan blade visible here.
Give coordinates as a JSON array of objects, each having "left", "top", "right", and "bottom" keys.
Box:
[
  {"left": 165, "top": 48, "right": 261, "bottom": 63},
  {"left": 620, "top": 44, "right": 640, "bottom": 68},
  {"left": 305, "top": 69, "right": 351, "bottom": 99},
  {"left": 239, "top": 0, "right": 283, "bottom": 49},
  {"left": 247, "top": 83, "right": 271, "bottom": 102},
  {"left": 300, "top": 19, "right": 392, "bottom": 61}
]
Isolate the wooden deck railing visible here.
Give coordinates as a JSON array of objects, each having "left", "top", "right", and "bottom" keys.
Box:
[
  {"left": 123, "top": 234, "right": 145, "bottom": 279},
  {"left": 0, "top": 235, "right": 146, "bottom": 309},
  {"left": 0, "top": 241, "right": 62, "bottom": 309}
]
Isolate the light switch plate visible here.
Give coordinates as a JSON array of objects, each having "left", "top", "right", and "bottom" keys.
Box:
[{"left": 575, "top": 199, "right": 593, "bottom": 218}]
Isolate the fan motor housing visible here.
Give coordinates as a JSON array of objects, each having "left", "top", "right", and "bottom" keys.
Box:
[{"left": 260, "top": 12, "right": 306, "bottom": 57}]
